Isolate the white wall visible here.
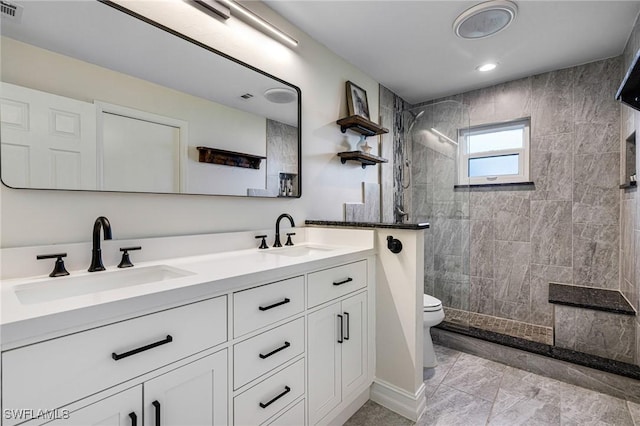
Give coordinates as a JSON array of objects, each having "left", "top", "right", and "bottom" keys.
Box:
[{"left": 0, "top": 0, "right": 380, "bottom": 247}]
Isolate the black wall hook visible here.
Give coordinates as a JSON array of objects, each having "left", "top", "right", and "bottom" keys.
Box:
[{"left": 387, "top": 236, "right": 403, "bottom": 254}]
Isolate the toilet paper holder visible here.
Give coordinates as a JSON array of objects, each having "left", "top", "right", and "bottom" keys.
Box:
[{"left": 387, "top": 236, "right": 403, "bottom": 254}]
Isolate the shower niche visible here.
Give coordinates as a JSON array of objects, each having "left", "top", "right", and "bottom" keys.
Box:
[{"left": 621, "top": 131, "right": 637, "bottom": 189}]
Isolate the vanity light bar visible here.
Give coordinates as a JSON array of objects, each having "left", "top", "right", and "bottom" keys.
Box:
[
  {"left": 216, "top": 0, "right": 298, "bottom": 47},
  {"left": 191, "top": 0, "right": 231, "bottom": 20}
]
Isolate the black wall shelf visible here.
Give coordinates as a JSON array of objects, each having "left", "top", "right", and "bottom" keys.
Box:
[
  {"left": 337, "top": 151, "right": 388, "bottom": 169},
  {"left": 197, "top": 146, "right": 265, "bottom": 169},
  {"left": 336, "top": 115, "right": 389, "bottom": 137}
]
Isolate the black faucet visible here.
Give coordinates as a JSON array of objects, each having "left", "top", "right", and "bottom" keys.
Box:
[
  {"left": 273, "top": 213, "right": 295, "bottom": 248},
  {"left": 88, "top": 216, "right": 112, "bottom": 272}
]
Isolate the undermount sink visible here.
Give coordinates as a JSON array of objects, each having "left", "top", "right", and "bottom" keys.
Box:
[
  {"left": 14, "top": 265, "right": 194, "bottom": 305},
  {"left": 264, "top": 245, "right": 335, "bottom": 257}
]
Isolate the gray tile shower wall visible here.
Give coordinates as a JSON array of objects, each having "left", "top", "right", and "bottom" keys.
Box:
[
  {"left": 397, "top": 54, "right": 629, "bottom": 362},
  {"left": 266, "top": 119, "right": 298, "bottom": 196},
  {"left": 621, "top": 13, "right": 640, "bottom": 370}
]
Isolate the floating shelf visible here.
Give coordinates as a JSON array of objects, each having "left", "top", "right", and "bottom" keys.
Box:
[
  {"left": 336, "top": 115, "right": 389, "bottom": 137},
  {"left": 197, "top": 146, "right": 266, "bottom": 170},
  {"left": 620, "top": 181, "right": 637, "bottom": 189},
  {"left": 337, "top": 151, "right": 388, "bottom": 169}
]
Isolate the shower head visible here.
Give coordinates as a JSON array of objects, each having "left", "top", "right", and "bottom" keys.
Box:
[
  {"left": 406, "top": 110, "right": 425, "bottom": 132},
  {"left": 408, "top": 110, "right": 425, "bottom": 120}
]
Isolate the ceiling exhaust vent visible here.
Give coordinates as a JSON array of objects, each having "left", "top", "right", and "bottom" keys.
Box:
[
  {"left": 0, "top": 1, "right": 23, "bottom": 22},
  {"left": 240, "top": 93, "right": 254, "bottom": 100}
]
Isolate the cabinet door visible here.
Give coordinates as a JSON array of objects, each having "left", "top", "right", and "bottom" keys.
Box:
[
  {"left": 143, "top": 350, "right": 227, "bottom": 426},
  {"left": 340, "top": 292, "right": 368, "bottom": 397},
  {"left": 42, "top": 386, "right": 140, "bottom": 426},
  {"left": 307, "top": 303, "right": 341, "bottom": 425}
]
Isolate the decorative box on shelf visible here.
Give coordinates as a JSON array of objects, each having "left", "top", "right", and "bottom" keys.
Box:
[{"left": 197, "top": 146, "right": 266, "bottom": 170}]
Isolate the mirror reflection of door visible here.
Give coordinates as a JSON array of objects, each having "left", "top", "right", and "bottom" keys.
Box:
[
  {"left": 0, "top": 83, "right": 97, "bottom": 190},
  {"left": 97, "top": 103, "right": 187, "bottom": 194}
]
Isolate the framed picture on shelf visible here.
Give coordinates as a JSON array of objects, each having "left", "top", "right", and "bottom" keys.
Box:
[{"left": 346, "top": 81, "right": 370, "bottom": 120}]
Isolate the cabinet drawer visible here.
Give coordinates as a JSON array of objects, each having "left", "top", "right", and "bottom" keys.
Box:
[
  {"left": 265, "top": 399, "right": 305, "bottom": 426},
  {"left": 234, "top": 276, "right": 304, "bottom": 337},
  {"left": 234, "top": 359, "right": 304, "bottom": 426},
  {"left": 234, "top": 318, "right": 304, "bottom": 389},
  {"left": 2, "top": 296, "right": 227, "bottom": 425},
  {"left": 307, "top": 260, "right": 367, "bottom": 308}
]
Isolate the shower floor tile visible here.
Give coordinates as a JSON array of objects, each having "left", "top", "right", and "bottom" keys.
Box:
[{"left": 442, "top": 307, "right": 554, "bottom": 346}]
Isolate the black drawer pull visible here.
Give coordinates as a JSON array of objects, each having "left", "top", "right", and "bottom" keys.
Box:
[
  {"left": 259, "top": 386, "right": 291, "bottom": 409},
  {"left": 337, "top": 314, "right": 344, "bottom": 343},
  {"left": 129, "top": 412, "right": 137, "bottom": 426},
  {"left": 259, "top": 341, "right": 291, "bottom": 359},
  {"left": 259, "top": 298, "right": 290, "bottom": 311},
  {"left": 152, "top": 400, "right": 161, "bottom": 426},
  {"left": 344, "top": 312, "right": 350, "bottom": 341},
  {"left": 333, "top": 277, "right": 353, "bottom": 286},
  {"left": 112, "top": 335, "right": 173, "bottom": 361}
]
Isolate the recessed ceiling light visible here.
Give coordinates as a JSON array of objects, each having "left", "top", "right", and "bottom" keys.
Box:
[
  {"left": 454, "top": 0, "right": 518, "bottom": 39},
  {"left": 264, "top": 87, "right": 297, "bottom": 104},
  {"left": 477, "top": 63, "right": 498, "bottom": 72}
]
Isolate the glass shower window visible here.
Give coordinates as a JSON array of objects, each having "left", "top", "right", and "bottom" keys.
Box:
[
  {"left": 467, "top": 127, "right": 524, "bottom": 154},
  {"left": 459, "top": 118, "right": 530, "bottom": 184},
  {"left": 468, "top": 154, "right": 519, "bottom": 177}
]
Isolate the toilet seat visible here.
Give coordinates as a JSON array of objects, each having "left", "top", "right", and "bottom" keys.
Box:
[{"left": 423, "top": 294, "right": 442, "bottom": 312}]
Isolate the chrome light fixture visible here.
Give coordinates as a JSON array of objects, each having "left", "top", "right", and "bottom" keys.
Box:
[
  {"left": 454, "top": 0, "right": 518, "bottom": 39},
  {"left": 216, "top": 0, "right": 299, "bottom": 47}
]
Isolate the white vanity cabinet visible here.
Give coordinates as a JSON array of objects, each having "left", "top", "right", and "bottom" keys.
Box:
[
  {"left": 307, "top": 292, "right": 368, "bottom": 425},
  {"left": 143, "top": 351, "right": 228, "bottom": 426},
  {"left": 307, "top": 261, "right": 369, "bottom": 426},
  {"left": 40, "top": 351, "right": 228, "bottom": 426},
  {"left": 44, "top": 386, "right": 141, "bottom": 426},
  {"left": 2, "top": 247, "right": 375, "bottom": 426}
]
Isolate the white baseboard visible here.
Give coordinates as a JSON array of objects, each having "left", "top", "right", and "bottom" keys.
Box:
[{"left": 370, "top": 379, "right": 426, "bottom": 422}]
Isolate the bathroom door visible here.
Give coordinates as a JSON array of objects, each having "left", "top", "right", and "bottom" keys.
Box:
[
  {"left": 97, "top": 103, "right": 186, "bottom": 193},
  {"left": 0, "top": 83, "right": 97, "bottom": 189}
]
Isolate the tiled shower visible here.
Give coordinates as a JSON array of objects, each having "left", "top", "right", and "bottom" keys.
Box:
[{"left": 386, "top": 51, "right": 640, "bottom": 367}]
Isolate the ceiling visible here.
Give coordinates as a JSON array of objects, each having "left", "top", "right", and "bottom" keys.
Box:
[{"left": 264, "top": 0, "right": 640, "bottom": 104}]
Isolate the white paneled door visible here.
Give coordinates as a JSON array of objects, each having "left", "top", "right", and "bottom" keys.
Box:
[{"left": 0, "top": 83, "right": 97, "bottom": 190}]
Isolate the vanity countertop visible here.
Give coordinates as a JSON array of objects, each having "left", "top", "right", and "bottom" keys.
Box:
[
  {"left": 0, "top": 227, "right": 375, "bottom": 348},
  {"left": 305, "top": 220, "right": 430, "bottom": 230}
]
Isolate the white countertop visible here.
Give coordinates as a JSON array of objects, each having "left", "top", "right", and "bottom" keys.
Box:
[{"left": 1, "top": 227, "right": 375, "bottom": 349}]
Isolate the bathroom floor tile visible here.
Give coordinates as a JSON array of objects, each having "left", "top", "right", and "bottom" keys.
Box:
[
  {"left": 347, "top": 344, "right": 640, "bottom": 426},
  {"left": 419, "top": 384, "right": 493, "bottom": 426},
  {"left": 560, "top": 383, "right": 634, "bottom": 425},
  {"left": 487, "top": 367, "right": 562, "bottom": 425},
  {"left": 343, "top": 400, "right": 413, "bottom": 426},
  {"left": 423, "top": 346, "right": 460, "bottom": 397},
  {"left": 440, "top": 352, "right": 507, "bottom": 401}
]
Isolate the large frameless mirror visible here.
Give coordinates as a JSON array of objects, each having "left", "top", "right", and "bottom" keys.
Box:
[{"left": 0, "top": 0, "right": 301, "bottom": 197}]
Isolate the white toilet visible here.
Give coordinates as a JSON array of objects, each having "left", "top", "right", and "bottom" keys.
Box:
[{"left": 423, "top": 294, "right": 445, "bottom": 368}]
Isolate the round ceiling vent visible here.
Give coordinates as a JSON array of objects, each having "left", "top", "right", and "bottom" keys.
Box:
[
  {"left": 453, "top": 0, "right": 518, "bottom": 39},
  {"left": 264, "top": 87, "right": 297, "bottom": 104}
]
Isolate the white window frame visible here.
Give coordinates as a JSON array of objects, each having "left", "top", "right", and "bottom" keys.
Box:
[{"left": 458, "top": 118, "right": 530, "bottom": 185}]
